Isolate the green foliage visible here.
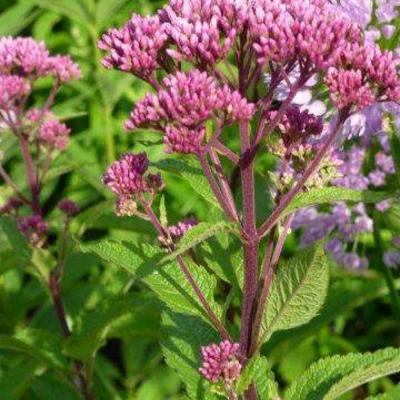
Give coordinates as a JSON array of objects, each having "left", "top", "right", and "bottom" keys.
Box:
[
  {"left": 259, "top": 245, "right": 329, "bottom": 344},
  {"left": 161, "top": 311, "right": 219, "bottom": 400},
  {"left": 81, "top": 240, "right": 222, "bottom": 322},
  {"left": 284, "top": 188, "right": 393, "bottom": 219},
  {"left": 286, "top": 347, "right": 400, "bottom": 400}
]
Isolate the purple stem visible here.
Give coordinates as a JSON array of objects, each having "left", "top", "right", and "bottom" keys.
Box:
[
  {"left": 198, "top": 153, "right": 239, "bottom": 222},
  {"left": 19, "top": 135, "right": 41, "bottom": 215},
  {"left": 209, "top": 148, "right": 239, "bottom": 222},
  {"left": 258, "top": 115, "right": 345, "bottom": 239},
  {"left": 143, "top": 202, "right": 231, "bottom": 341},
  {"left": 238, "top": 121, "right": 259, "bottom": 358}
]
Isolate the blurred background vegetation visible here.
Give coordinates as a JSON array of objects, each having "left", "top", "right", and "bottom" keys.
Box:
[{"left": 0, "top": 1, "right": 400, "bottom": 399}]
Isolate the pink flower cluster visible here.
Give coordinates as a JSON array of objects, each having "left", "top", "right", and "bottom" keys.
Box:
[
  {"left": 269, "top": 105, "right": 324, "bottom": 147},
  {"left": 0, "top": 74, "right": 30, "bottom": 111},
  {"left": 168, "top": 217, "right": 197, "bottom": 239},
  {"left": 162, "top": 0, "right": 247, "bottom": 64},
  {"left": 249, "top": 0, "right": 360, "bottom": 68},
  {"left": 102, "top": 152, "right": 163, "bottom": 199},
  {"left": 98, "top": 15, "right": 167, "bottom": 78},
  {"left": 199, "top": 340, "right": 242, "bottom": 385},
  {"left": 39, "top": 119, "right": 71, "bottom": 151},
  {"left": 126, "top": 70, "right": 254, "bottom": 154},
  {"left": 0, "top": 36, "right": 81, "bottom": 81}
]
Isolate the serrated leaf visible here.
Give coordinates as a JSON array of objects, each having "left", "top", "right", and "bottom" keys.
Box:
[
  {"left": 155, "top": 158, "right": 221, "bottom": 210},
  {"left": 253, "top": 357, "right": 280, "bottom": 400},
  {"left": 284, "top": 188, "right": 392, "bottom": 219},
  {"left": 198, "top": 237, "right": 244, "bottom": 289},
  {"left": 325, "top": 357, "right": 400, "bottom": 399},
  {"left": 264, "top": 275, "right": 400, "bottom": 351},
  {"left": 162, "top": 221, "right": 240, "bottom": 262},
  {"left": 286, "top": 347, "right": 400, "bottom": 400},
  {"left": 161, "top": 311, "right": 219, "bottom": 400},
  {"left": 259, "top": 245, "right": 329, "bottom": 344},
  {"left": 81, "top": 241, "right": 221, "bottom": 323},
  {"left": 236, "top": 356, "right": 259, "bottom": 395}
]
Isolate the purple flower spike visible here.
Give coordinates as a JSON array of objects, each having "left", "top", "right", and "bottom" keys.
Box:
[{"left": 199, "top": 340, "right": 241, "bottom": 385}]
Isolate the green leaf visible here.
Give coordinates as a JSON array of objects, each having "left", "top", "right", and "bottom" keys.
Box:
[
  {"left": 81, "top": 240, "right": 221, "bottom": 322},
  {"left": 259, "top": 245, "right": 329, "bottom": 344},
  {"left": 155, "top": 158, "right": 222, "bottom": 210},
  {"left": 284, "top": 188, "right": 392, "bottom": 219},
  {"left": 95, "top": 0, "right": 129, "bottom": 26},
  {"left": 253, "top": 357, "right": 280, "bottom": 400},
  {"left": 32, "top": 0, "right": 90, "bottom": 25},
  {"left": 220, "top": 355, "right": 279, "bottom": 399},
  {"left": 162, "top": 221, "right": 240, "bottom": 262},
  {"left": 365, "top": 384, "right": 400, "bottom": 400},
  {"left": 324, "top": 357, "right": 400, "bottom": 399},
  {"left": 161, "top": 311, "right": 219, "bottom": 400},
  {"left": 0, "top": 216, "right": 32, "bottom": 263},
  {"left": 64, "top": 294, "right": 159, "bottom": 362},
  {"left": 264, "top": 275, "right": 400, "bottom": 351},
  {"left": 0, "top": 0, "right": 39, "bottom": 35},
  {"left": 198, "top": 237, "right": 244, "bottom": 289},
  {"left": 286, "top": 347, "right": 400, "bottom": 400},
  {"left": 0, "top": 328, "right": 68, "bottom": 371}
]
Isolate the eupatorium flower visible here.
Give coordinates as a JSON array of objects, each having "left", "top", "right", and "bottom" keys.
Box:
[
  {"left": 127, "top": 70, "right": 254, "bottom": 131},
  {"left": 98, "top": 14, "right": 167, "bottom": 78},
  {"left": 199, "top": 341, "right": 241, "bottom": 385},
  {"left": 0, "top": 37, "right": 81, "bottom": 82},
  {"left": 0, "top": 74, "right": 30, "bottom": 111},
  {"left": 58, "top": 199, "right": 79, "bottom": 217},
  {"left": 39, "top": 119, "right": 71, "bottom": 151},
  {"left": 162, "top": 0, "right": 247, "bottom": 64}
]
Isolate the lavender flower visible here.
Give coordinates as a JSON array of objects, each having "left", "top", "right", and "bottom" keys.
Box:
[
  {"left": 199, "top": 341, "right": 241, "bottom": 385},
  {"left": 383, "top": 250, "right": 400, "bottom": 268}
]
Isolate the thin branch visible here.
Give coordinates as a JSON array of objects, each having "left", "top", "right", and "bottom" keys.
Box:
[
  {"left": 258, "top": 114, "right": 346, "bottom": 239},
  {"left": 0, "top": 165, "right": 30, "bottom": 205},
  {"left": 143, "top": 201, "right": 231, "bottom": 341}
]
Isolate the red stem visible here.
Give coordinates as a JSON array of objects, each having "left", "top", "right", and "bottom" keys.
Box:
[{"left": 238, "top": 121, "right": 259, "bottom": 358}]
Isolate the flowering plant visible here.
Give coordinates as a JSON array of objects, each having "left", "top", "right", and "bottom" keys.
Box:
[
  {"left": 90, "top": 0, "right": 400, "bottom": 398},
  {"left": 1, "top": 0, "right": 400, "bottom": 399}
]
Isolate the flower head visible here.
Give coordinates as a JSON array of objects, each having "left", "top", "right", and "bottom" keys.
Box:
[
  {"left": 0, "top": 74, "right": 30, "bottom": 111},
  {"left": 199, "top": 340, "right": 241, "bottom": 385},
  {"left": 127, "top": 70, "right": 254, "bottom": 131},
  {"left": 39, "top": 119, "right": 71, "bottom": 151},
  {"left": 58, "top": 199, "right": 79, "bottom": 217},
  {"left": 0, "top": 196, "right": 23, "bottom": 215},
  {"left": 99, "top": 14, "right": 167, "bottom": 78},
  {"left": 162, "top": 0, "right": 247, "bottom": 65},
  {"left": 47, "top": 55, "right": 82, "bottom": 82}
]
